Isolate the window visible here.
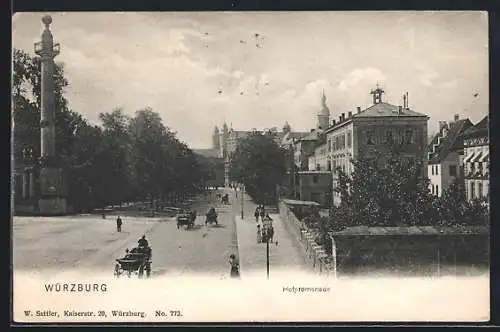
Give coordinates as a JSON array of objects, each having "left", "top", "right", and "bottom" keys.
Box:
[
  {"left": 327, "top": 161, "right": 332, "bottom": 171},
  {"left": 316, "top": 164, "right": 321, "bottom": 171},
  {"left": 386, "top": 130, "right": 393, "bottom": 144},
  {"left": 478, "top": 182, "right": 483, "bottom": 198},
  {"left": 449, "top": 165, "right": 457, "bottom": 177},
  {"left": 347, "top": 131, "right": 352, "bottom": 148},
  {"left": 431, "top": 165, "right": 434, "bottom": 176},
  {"left": 312, "top": 175, "right": 319, "bottom": 184},
  {"left": 431, "top": 185, "right": 434, "bottom": 195},
  {"left": 436, "top": 165, "right": 439, "bottom": 175},
  {"left": 367, "top": 131, "right": 374, "bottom": 145},
  {"left": 405, "top": 130, "right": 414, "bottom": 144},
  {"left": 436, "top": 185, "right": 439, "bottom": 195},
  {"left": 471, "top": 182, "right": 475, "bottom": 199}
]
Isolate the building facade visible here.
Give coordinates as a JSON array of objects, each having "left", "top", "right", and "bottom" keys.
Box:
[
  {"left": 324, "top": 87, "right": 429, "bottom": 206},
  {"left": 297, "top": 170, "right": 332, "bottom": 207},
  {"left": 462, "top": 116, "right": 489, "bottom": 203},
  {"left": 308, "top": 142, "right": 330, "bottom": 171},
  {"left": 427, "top": 115, "right": 473, "bottom": 197}
]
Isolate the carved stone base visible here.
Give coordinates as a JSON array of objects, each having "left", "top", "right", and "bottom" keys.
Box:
[
  {"left": 38, "top": 197, "right": 68, "bottom": 215},
  {"left": 38, "top": 166, "right": 68, "bottom": 215}
]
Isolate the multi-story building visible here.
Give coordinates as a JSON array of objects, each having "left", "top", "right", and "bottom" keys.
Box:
[
  {"left": 427, "top": 115, "right": 473, "bottom": 197},
  {"left": 324, "top": 86, "right": 429, "bottom": 206},
  {"left": 296, "top": 170, "right": 332, "bottom": 207},
  {"left": 462, "top": 115, "right": 489, "bottom": 203},
  {"left": 308, "top": 141, "right": 330, "bottom": 171},
  {"left": 293, "top": 130, "right": 322, "bottom": 171},
  {"left": 195, "top": 121, "right": 308, "bottom": 187},
  {"left": 292, "top": 91, "right": 331, "bottom": 171}
]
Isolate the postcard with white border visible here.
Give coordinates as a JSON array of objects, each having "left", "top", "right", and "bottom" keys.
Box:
[{"left": 11, "top": 11, "right": 490, "bottom": 323}]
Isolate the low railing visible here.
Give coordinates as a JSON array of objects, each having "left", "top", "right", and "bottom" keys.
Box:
[{"left": 279, "top": 201, "right": 333, "bottom": 275}]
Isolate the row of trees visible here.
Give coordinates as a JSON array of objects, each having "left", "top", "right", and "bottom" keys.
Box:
[{"left": 13, "top": 48, "right": 208, "bottom": 212}]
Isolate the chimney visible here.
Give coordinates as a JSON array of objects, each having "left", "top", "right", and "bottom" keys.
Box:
[
  {"left": 454, "top": 114, "right": 459, "bottom": 122},
  {"left": 341, "top": 113, "right": 345, "bottom": 121},
  {"left": 339, "top": 116, "right": 342, "bottom": 123},
  {"left": 348, "top": 111, "right": 352, "bottom": 118},
  {"left": 332, "top": 119, "right": 336, "bottom": 126},
  {"left": 357, "top": 106, "right": 361, "bottom": 113}
]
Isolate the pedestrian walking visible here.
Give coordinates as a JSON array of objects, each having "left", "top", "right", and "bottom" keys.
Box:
[
  {"left": 254, "top": 207, "right": 260, "bottom": 222},
  {"left": 229, "top": 254, "right": 240, "bottom": 278},
  {"left": 116, "top": 216, "right": 122, "bottom": 232},
  {"left": 259, "top": 205, "right": 266, "bottom": 222},
  {"left": 257, "top": 224, "right": 262, "bottom": 243},
  {"left": 268, "top": 223, "right": 274, "bottom": 243}
]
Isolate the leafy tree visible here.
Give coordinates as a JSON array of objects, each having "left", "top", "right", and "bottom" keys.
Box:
[
  {"left": 230, "top": 131, "right": 286, "bottom": 204},
  {"left": 13, "top": 48, "right": 208, "bottom": 212},
  {"left": 97, "top": 109, "right": 135, "bottom": 204},
  {"left": 334, "top": 149, "right": 432, "bottom": 227}
]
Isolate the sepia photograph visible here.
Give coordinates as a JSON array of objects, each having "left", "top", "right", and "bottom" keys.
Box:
[{"left": 11, "top": 11, "right": 489, "bottom": 323}]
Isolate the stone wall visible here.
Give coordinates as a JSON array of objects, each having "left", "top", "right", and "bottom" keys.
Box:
[{"left": 279, "top": 201, "right": 333, "bottom": 275}]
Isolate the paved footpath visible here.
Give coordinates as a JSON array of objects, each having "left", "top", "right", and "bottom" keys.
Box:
[{"left": 232, "top": 191, "right": 308, "bottom": 276}]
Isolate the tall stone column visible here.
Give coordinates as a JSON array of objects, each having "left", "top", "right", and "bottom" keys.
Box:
[{"left": 35, "top": 15, "right": 67, "bottom": 215}]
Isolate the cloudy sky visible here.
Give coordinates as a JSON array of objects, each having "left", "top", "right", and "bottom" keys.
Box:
[{"left": 13, "top": 11, "right": 488, "bottom": 148}]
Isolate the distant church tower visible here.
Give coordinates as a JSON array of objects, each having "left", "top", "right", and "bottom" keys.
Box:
[
  {"left": 212, "top": 125, "right": 220, "bottom": 150},
  {"left": 317, "top": 90, "right": 330, "bottom": 130}
]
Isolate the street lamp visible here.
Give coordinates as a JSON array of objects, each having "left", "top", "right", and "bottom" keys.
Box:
[
  {"left": 266, "top": 235, "right": 270, "bottom": 279},
  {"left": 240, "top": 184, "right": 244, "bottom": 219}
]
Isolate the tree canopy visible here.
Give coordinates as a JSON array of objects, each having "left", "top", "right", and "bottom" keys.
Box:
[
  {"left": 330, "top": 149, "right": 488, "bottom": 229},
  {"left": 230, "top": 131, "right": 286, "bottom": 204},
  {"left": 13, "top": 48, "right": 206, "bottom": 212}
]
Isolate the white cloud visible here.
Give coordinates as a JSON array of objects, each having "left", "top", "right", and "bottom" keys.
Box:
[
  {"left": 419, "top": 68, "right": 439, "bottom": 87},
  {"left": 338, "top": 68, "right": 386, "bottom": 92},
  {"left": 12, "top": 12, "right": 489, "bottom": 148}
]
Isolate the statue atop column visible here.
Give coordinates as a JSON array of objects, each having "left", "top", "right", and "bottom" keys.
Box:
[{"left": 34, "top": 15, "right": 68, "bottom": 215}]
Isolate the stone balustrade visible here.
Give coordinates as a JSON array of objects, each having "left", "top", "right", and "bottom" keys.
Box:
[{"left": 279, "top": 201, "right": 333, "bottom": 275}]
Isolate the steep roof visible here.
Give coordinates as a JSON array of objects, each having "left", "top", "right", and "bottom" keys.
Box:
[
  {"left": 280, "top": 131, "right": 309, "bottom": 145},
  {"left": 353, "top": 102, "right": 427, "bottom": 118},
  {"left": 428, "top": 119, "right": 474, "bottom": 164},
  {"left": 462, "top": 115, "right": 489, "bottom": 138},
  {"left": 300, "top": 129, "right": 322, "bottom": 141}
]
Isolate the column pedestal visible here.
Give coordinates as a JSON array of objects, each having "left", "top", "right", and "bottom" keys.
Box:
[{"left": 38, "top": 167, "right": 68, "bottom": 215}]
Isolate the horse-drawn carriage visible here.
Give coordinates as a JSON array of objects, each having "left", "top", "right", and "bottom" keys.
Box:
[
  {"left": 176, "top": 209, "right": 197, "bottom": 229},
  {"left": 205, "top": 207, "right": 218, "bottom": 226},
  {"left": 114, "top": 246, "right": 152, "bottom": 278}
]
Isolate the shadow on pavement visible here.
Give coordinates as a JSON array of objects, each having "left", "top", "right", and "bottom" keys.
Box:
[
  {"left": 151, "top": 268, "right": 169, "bottom": 277},
  {"left": 209, "top": 224, "right": 227, "bottom": 229},
  {"left": 176, "top": 224, "right": 204, "bottom": 231}
]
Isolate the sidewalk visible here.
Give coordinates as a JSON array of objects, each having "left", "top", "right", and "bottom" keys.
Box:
[{"left": 234, "top": 196, "right": 308, "bottom": 275}]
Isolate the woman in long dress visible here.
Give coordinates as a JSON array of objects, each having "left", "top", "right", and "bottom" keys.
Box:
[{"left": 229, "top": 254, "right": 240, "bottom": 278}]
